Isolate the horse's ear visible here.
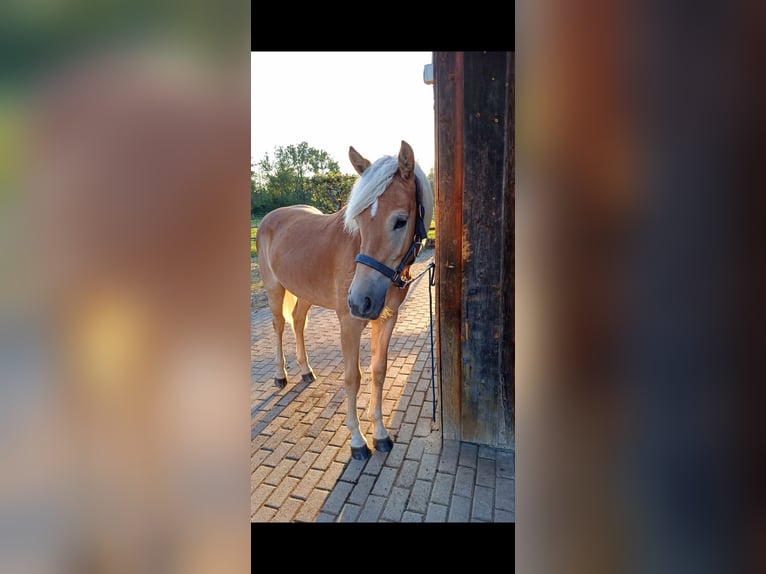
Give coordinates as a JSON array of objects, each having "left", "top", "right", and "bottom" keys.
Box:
[
  {"left": 398, "top": 140, "right": 414, "bottom": 180},
  {"left": 349, "top": 146, "right": 371, "bottom": 175}
]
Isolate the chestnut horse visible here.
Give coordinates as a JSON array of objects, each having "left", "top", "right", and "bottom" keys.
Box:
[{"left": 256, "top": 140, "right": 433, "bottom": 460}]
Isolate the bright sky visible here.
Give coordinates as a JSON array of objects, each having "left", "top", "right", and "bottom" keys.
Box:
[{"left": 251, "top": 51, "right": 435, "bottom": 175}]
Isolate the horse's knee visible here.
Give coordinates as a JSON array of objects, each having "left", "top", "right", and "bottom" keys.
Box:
[
  {"left": 344, "top": 367, "right": 362, "bottom": 388},
  {"left": 371, "top": 364, "right": 386, "bottom": 383}
]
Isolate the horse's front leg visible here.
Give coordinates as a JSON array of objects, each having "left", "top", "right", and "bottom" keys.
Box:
[
  {"left": 338, "top": 313, "right": 370, "bottom": 460},
  {"left": 369, "top": 313, "right": 397, "bottom": 452}
]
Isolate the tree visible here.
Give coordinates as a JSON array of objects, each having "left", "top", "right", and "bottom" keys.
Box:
[
  {"left": 305, "top": 173, "right": 357, "bottom": 214},
  {"left": 251, "top": 142, "right": 341, "bottom": 216}
]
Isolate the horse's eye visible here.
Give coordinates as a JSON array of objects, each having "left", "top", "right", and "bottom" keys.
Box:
[{"left": 393, "top": 218, "right": 407, "bottom": 230}]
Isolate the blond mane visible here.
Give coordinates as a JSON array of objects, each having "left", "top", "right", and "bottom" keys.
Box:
[{"left": 343, "top": 155, "right": 433, "bottom": 235}]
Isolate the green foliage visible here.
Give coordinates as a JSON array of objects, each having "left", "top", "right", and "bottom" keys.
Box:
[
  {"left": 304, "top": 173, "right": 356, "bottom": 214},
  {"left": 251, "top": 142, "right": 353, "bottom": 218}
]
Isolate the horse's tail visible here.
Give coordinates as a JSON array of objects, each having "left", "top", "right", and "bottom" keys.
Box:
[{"left": 282, "top": 290, "right": 297, "bottom": 328}]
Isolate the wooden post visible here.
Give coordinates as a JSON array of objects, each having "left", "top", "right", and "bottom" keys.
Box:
[
  {"left": 433, "top": 51, "right": 514, "bottom": 448},
  {"left": 433, "top": 51, "right": 464, "bottom": 441},
  {"left": 460, "top": 51, "right": 509, "bottom": 446}
]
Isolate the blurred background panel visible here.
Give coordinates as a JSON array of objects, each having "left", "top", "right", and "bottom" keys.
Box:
[
  {"left": 0, "top": 1, "right": 250, "bottom": 572},
  {"left": 517, "top": 1, "right": 765, "bottom": 573}
]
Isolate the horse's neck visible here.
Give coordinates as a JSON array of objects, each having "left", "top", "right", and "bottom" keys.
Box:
[{"left": 333, "top": 206, "right": 361, "bottom": 250}]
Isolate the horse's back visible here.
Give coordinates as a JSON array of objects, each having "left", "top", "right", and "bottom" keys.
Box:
[
  {"left": 257, "top": 205, "right": 322, "bottom": 254},
  {"left": 259, "top": 204, "right": 321, "bottom": 232}
]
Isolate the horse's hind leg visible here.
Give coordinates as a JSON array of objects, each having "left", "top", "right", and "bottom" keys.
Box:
[
  {"left": 338, "top": 313, "right": 370, "bottom": 460},
  {"left": 369, "top": 314, "right": 397, "bottom": 452},
  {"left": 292, "top": 298, "right": 316, "bottom": 384},
  {"left": 265, "top": 284, "right": 288, "bottom": 389}
]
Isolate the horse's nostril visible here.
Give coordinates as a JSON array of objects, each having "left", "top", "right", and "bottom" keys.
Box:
[{"left": 362, "top": 297, "right": 372, "bottom": 314}]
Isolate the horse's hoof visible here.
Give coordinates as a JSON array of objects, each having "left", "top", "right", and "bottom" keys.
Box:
[
  {"left": 373, "top": 437, "right": 394, "bottom": 452},
  {"left": 350, "top": 444, "right": 371, "bottom": 460},
  {"left": 274, "top": 377, "right": 287, "bottom": 389},
  {"left": 301, "top": 372, "right": 316, "bottom": 384}
]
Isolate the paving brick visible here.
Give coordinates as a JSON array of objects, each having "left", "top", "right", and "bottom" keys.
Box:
[
  {"left": 425, "top": 502, "right": 448, "bottom": 522},
  {"left": 251, "top": 464, "right": 272, "bottom": 494},
  {"left": 471, "top": 485, "right": 494, "bottom": 522},
  {"left": 252, "top": 506, "right": 277, "bottom": 522},
  {"left": 437, "top": 440, "right": 460, "bottom": 474},
  {"left": 348, "top": 474, "right": 376, "bottom": 505},
  {"left": 453, "top": 466, "right": 476, "bottom": 498},
  {"left": 383, "top": 439, "right": 407, "bottom": 467},
  {"left": 396, "top": 422, "right": 415, "bottom": 444},
  {"left": 263, "top": 459, "right": 297, "bottom": 487},
  {"left": 293, "top": 488, "right": 330, "bottom": 522},
  {"left": 495, "top": 477, "right": 515, "bottom": 512},
  {"left": 340, "top": 459, "right": 366, "bottom": 483},
  {"left": 362, "top": 451, "right": 386, "bottom": 474},
  {"left": 403, "top": 403, "right": 421, "bottom": 424},
  {"left": 262, "top": 428, "right": 290, "bottom": 451},
  {"left": 495, "top": 509, "right": 515, "bottom": 523},
  {"left": 476, "top": 456, "right": 496, "bottom": 488},
  {"left": 405, "top": 437, "right": 426, "bottom": 461},
  {"left": 395, "top": 460, "right": 419, "bottom": 489},
  {"left": 429, "top": 472, "right": 454, "bottom": 506},
  {"left": 416, "top": 453, "right": 439, "bottom": 482},
  {"left": 272, "top": 496, "right": 302, "bottom": 522},
  {"left": 328, "top": 426, "right": 349, "bottom": 448},
  {"left": 414, "top": 416, "right": 435, "bottom": 437},
  {"left": 357, "top": 494, "right": 386, "bottom": 522},
  {"left": 458, "top": 442, "right": 479, "bottom": 468},
  {"left": 380, "top": 486, "right": 409, "bottom": 522},
  {"left": 393, "top": 392, "right": 411, "bottom": 412},
  {"left": 311, "top": 444, "right": 341, "bottom": 472},
  {"left": 264, "top": 476, "right": 299, "bottom": 509},
  {"left": 401, "top": 511, "right": 424, "bottom": 522},
  {"left": 371, "top": 466, "right": 398, "bottom": 497},
  {"left": 284, "top": 422, "right": 312, "bottom": 446},
  {"left": 321, "top": 480, "right": 353, "bottom": 515},
  {"left": 496, "top": 449, "right": 515, "bottom": 478},
  {"left": 262, "top": 442, "right": 295, "bottom": 469},
  {"left": 338, "top": 503, "right": 362, "bottom": 522},
  {"left": 251, "top": 483, "right": 275, "bottom": 516},
  {"left": 406, "top": 479, "right": 432, "bottom": 514},
  {"left": 448, "top": 495, "right": 472, "bottom": 522},
  {"left": 291, "top": 468, "right": 323, "bottom": 501},
  {"left": 250, "top": 448, "right": 273, "bottom": 473},
  {"left": 309, "top": 430, "right": 335, "bottom": 454},
  {"left": 288, "top": 449, "right": 319, "bottom": 479},
  {"left": 316, "top": 461, "right": 345, "bottom": 491}
]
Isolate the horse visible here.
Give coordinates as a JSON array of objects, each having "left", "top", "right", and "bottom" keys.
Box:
[{"left": 256, "top": 140, "right": 434, "bottom": 460}]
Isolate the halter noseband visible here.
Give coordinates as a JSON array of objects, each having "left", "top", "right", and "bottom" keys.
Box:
[{"left": 355, "top": 178, "right": 428, "bottom": 289}]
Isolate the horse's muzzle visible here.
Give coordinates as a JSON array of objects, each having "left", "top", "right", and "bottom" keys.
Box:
[{"left": 347, "top": 278, "right": 388, "bottom": 320}]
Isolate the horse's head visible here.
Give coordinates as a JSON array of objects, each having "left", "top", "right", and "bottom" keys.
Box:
[{"left": 345, "top": 140, "right": 430, "bottom": 320}]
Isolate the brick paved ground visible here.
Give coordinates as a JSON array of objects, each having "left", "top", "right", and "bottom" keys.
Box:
[{"left": 251, "top": 251, "right": 515, "bottom": 522}]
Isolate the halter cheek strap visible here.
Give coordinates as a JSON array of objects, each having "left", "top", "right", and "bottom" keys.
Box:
[{"left": 355, "top": 178, "right": 428, "bottom": 289}]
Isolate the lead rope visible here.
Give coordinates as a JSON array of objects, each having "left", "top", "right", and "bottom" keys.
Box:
[
  {"left": 409, "top": 259, "right": 437, "bottom": 422},
  {"left": 427, "top": 262, "right": 436, "bottom": 422}
]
